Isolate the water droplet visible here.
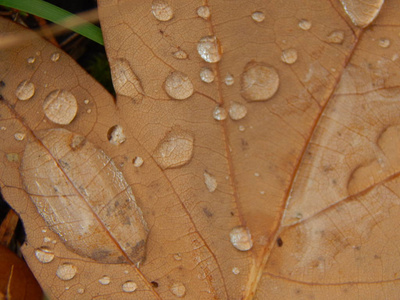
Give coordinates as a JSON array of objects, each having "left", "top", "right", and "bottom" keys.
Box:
[
  {"left": 229, "top": 102, "right": 247, "bottom": 120},
  {"left": 254, "top": 172, "right": 260, "bottom": 177},
  {"left": 224, "top": 73, "right": 234, "bottom": 86},
  {"left": 213, "top": 106, "right": 227, "bottom": 121},
  {"left": 51, "top": 52, "right": 60, "bottom": 62},
  {"left": 107, "top": 125, "right": 126, "bottom": 145},
  {"left": 173, "top": 253, "right": 182, "bottom": 261},
  {"left": 172, "top": 49, "right": 188, "bottom": 60},
  {"left": 154, "top": 128, "right": 194, "bottom": 169},
  {"left": 6, "top": 153, "right": 19, "bottom": 162},
  {"left": 378, "top": 38, "right": 390, "bottom": 48},
  {"left": 83, "top": 99, "right": 90, "bottom": 104},
  {"left": 232, "top": 267, "right": 240, "bottom": 275},
  {"left": 110, "top": 58, "right": 144, "bottom": 100},
  {"left": 27, "top": 57, "right": 36, "bottom": 64},
  {"left": 41, "top": 228, "right": 47, "bottom": 233},
  {"left": 197, "top": 36, "right": 222, "bottom": 63},
  {"left": 151, "top": 0, "right": 174, "bottom": 21},
  {"left": 281, "top": 48, "right": 298, "bottom": 64},
  {"left": 200, "top": 67, "right": 215, "bottom": 83},
  {"left": 0, "top": 126, "right": 6, "bottom": 130},
  {"left": 298, "top": 19, "right": 312, "bottom": 30},
  {"left": 14, "top": 132, "right": 26, "bottom": 141},
  {"left": 326, "top": 30, "right": 344, "bottom": 44},
  {"left": 56, "top": 263, "right": 77, "bottom": 280},
  {"left": 171, "top": 282, "right": 186, "bottom": 298},
  {"left": 240, "top": 62, "right": 279, "bottom": 102},
  {"left": 122, "top": 281, "right": 137, "bottom": 293},
  {"left": 230, "top": 226, "right": 253, "bottom": 251},
  {"left": 133, "top": 156, "right": 144, "bottom": 167},
  {"left": 35, "top": 247, "right": 54, "bottom": 263},
  {"left": 251, "top": 11, "right": 265, "bottom": 22},
  {"left": 339, "top": 0, "right": 384, "bottom": 28},
  {"left": 77, "top": 288, "right": 85, "bottom": 294},
  {"left": 164, "top": 71, "right": 194, "bottom": 100},
  {"left": 204, "top": 171, "right": 217, "bottom": 192},
  {"left": 43, "top": 90, "right": 78, "bottom": 125},
  {"left": 99, "top": 276, "right": 111, "bottom": 285},
  {"left": 197, "top": 6, "right": 210, "bottom": 19},
  {"left": 16, "top": 80, "right": 35, "bottom": 101},
  {"left": 86, "top": 109, "right": 92, "bottom": 114},
  {"left": 238, "top": 125, "right": 245, "bottom": 132}
]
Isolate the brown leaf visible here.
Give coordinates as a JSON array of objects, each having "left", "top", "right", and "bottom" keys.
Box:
[{"left": 1, "top": 0, "right": 400, "bottom": 298}]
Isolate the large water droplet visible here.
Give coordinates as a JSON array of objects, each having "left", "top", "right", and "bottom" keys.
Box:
[
  {"left": 204, "top": 171, "right": 217, "bottom": 192},
  {"left": 213, "top": 106, "right": 227, "bottom": 121},
  {"left": 240, "top": 62, "right": 279, "bottom": 102},
  {"left": 153, "top": 128, "right": 194, "bottom": 169},
  {"left": 230, "top": 226, "right": 253, "bottom": 251},
  {"left": 107, "top": 125, "right": 126, "bottom": 145},
  {"left": 151, "top": 0, "right": 174, "bottom": 21},
  {"left": 110, "top": 58, "right": 144, "bottom": 100},
  {"left": 99, "top": 276, "right": 111, "bottom": 285},
  {"left": 171, "top": 282, "right": 186, "bottom": 298},
  {"left": 122, "top": 281, "right": 137, "bottom": 293},
  {"left": 281, "top": 48, "right": 298, "bottom": 64},
  {"left": 56, "top": 263, "right": 77, "bottom": 280},
  {"left": 229, "top": 102, "right": 247, "bottom": 120},
  {"left": 197, "top": 6, "right": 210, "bottom": 19},
  {"left": 326, "top": 30, "right": 344, "bottom": 44},
  {"left": 35, "top": 247, "right": 55, "bottom": 263},
  {"left": 172, "top": 49, "right": 188, "bottom": 60},
  {"left": 224, "top": 73, "right": 234, "bottom": 86},
  {"left": 339, "top": 0, "right": 384, "bottom": 28},
  {"left": 197, "top": 36, "right": 222, "bottom": 63},
  {"left": 43, "top": 90, "right": 78, "bottom": 125},
  {"left": 16, "top": 80, "right": 35, "bottom": 101},
  {"left": 251, "top": 11, "right": 265, "bottom": 22},
  {"left": 164, "top": 71, "right": 194, "bottom": 100},
  {"left": 200, "top": 67, "right": 215, "bottom": 83},
  {"left": 298, "top": 19, "right": 312, "bottom": 30},
  {"left": 51, "top": 52, "right": 60, "bottom": 62}
]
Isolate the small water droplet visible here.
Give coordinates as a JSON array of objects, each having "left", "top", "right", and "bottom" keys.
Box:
[
  {"left": 197, "top": 6, "right": 210, "bottom": 19},
  {"left": 43, "top": 237, "right": 52, "bottom": 243},
  {"left": 6, "top": 153, "right": 19, "bottom": 162},
  {"left": 213, "top": 106, "right": 227, "bottom": 121},
  {"left": 378, "top": 38, "right": 390, "bottom": 48},
  {"left": 151, "top": 0, "right": 174, "bottom": 21},
  {"left": 0, "top": 126, "right": 6, "bottom": 131},
  {"left": 27, "top": 57, "right": 36, "bottom": 64},
  {"left": 281, "top": 48, "right": 298, "bottom": 64},
  {"left": 122, "top": 281, "right": 137, "bottom": 293},
  {"left": 204, "top": 171, "right": 217, "bottom": 192},
  {"left": 238, "top": 125, "right": 245, "bottom": 132},
  {"left": 86, "top": 109, "right": 92, "bottom": 114},
  {"left": 240, "top": 62, "right": 279, "bottom": 102},
  {"left": 251, "top": 11, "right": 265, "bottom": 22},
  {"left": 171, "top": 282, "right": 186, "bottom": 298},
  {"left": 200, "top": 67, "right": 215, "bottom": 83},
  {"left": 232, "top": 267, "right": 240, "bottom": 275},
  {"left": 153, "top": 128, "right": 194, "bottom": 169},
  {"left": 124, "top": 270, "right": 129, "bottom": 274},
  {"left": 56, "top": 263, "right": 77, "bottom": 281},
  {"left": 339, "top": 0, "right": 384, "bottom": 27},
  {"left": 254, "top": 172, "right": 260, "bottom": 177},
  {"left": 35, "top": 247, "right": 54, "bottom": 263},
  {"left": 224, "top": 73, "right": 234, "bottom": 86},
  {"left": 43, "top": 90, "right": 78, "bottom": 125},
  {"left": 16, "top": 80, "right": 35, "bottom": 101},
  {"left": 133, "top": 156, "right": 144, "bottom": 167},
  {"left": 173, "top": 253, "right": 182, "bottom": 261},
  {"left": 41, "top": 228, "right": 47, "bottom": 233},
  {"left": 326, "top": 30, "right": 344, "bottom": 44},
  {"left": 172, "top": 49, "right": 188, "bottom": 60},
  {"left": 197, "top": 36, "right": 222, "bottom": 63},
  {"left": 298, "top": 19, "right": 312, "bottom": 30},
  {"left": 230, "top": 226, "right": 253, "bottom": 251},
  {"left": 14, "top": 132, "right": 26, "bottom": 141},
  {"left": 164, "top": 71, "right": 194, "bottom": 100},
  {"left": 229, "top": 102, "right": 247, "bottom": 120},
  {"left": 65, "top": 286, "right": 70, "bottom": 290},
  {"left": 83, "top": 99, "right": 90, "bottom": 104},
  {"left": 51, "top": 52, "right": 60, "bottom": 62},
  {"left": 392, "top": 53, "right": 399, "bottom": 61},
  {"left": 260, "top": 191, "right": 265, "bottom": 195},
  {"left": 107, "top": 125, "right": 126, "bottom": 145},
  {"left": 77, "top": 288, "right": 85, "bottom": 294},
  {"left": 99, "top": 276, "right": 111, "bottom": 285}
]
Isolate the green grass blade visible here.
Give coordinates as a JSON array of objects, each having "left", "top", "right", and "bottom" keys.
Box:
[{"left": 0, "top": 0, "right": 104, "bottom": 45}]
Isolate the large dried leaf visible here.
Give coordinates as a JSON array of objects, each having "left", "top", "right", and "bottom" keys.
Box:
[{"left": 1, "top": 0, "right": 400, "bottom": 299}]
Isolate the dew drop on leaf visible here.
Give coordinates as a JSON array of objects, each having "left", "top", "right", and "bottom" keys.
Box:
[
  {"left": 213, "top": 106, "right": 227, "bottom": 121},
  {"left": 14, "top": 132, "right": 26, "bottom": 141},
  {"left": 326, "top": 30, "right": 345, "bottom": 44},
  {"left": 122, "top": 281, "right": 137, "bottom": 293},
  {"left": 43, "top": 89, "right": 78, "bottom": 125},
  {"left": 56, "top": 263, "right": 77, "bottom": 281},
  {"left": 99, "top": 276, "right": 111, "bottom": 285},
  {"left": 173, "top": 253, "right": 182, "bottom": 261},
  {"left": 232, "top": 267, "right": 240, "bottom": 275},
  {"left": 339, "top": 0, "right": 384, "bottom": 28},
  {"left": 107, "top": 125, "right": 126, "bottom": 145},
  {"left": 298, "top": 19, "right": 312, "bottom": 30},
  {"left": 77, "top": 288, "right": 85, "bottom": 294},
  {"left": 164, "top": 71, "right": 194, "bottom": 100},
  {"left": 133, "top": 156, "right": 144, "bottom": 167},
  {"left": 204, "top": 171, "right": 217, "bottom": 192},
  {"left": 224, "top": 73, "right": 234, "bottom": 86},
  {"left": 197, "top": 36, "right": 222, "bottom": 63},
  {"left": 378, "top": 38, "right": 390, "bottom": 48},
  {"left": 200, "top": 67, "right": 215, "bottom": 83},
  {"left": 27, "top": 56, "right": 36, "bottom": 64},
  {"left": 240, "top": 62, "right": 279, "bottom": 102},
  {"left": 110, "top": 58, "right": 144, "bottom": 100},
  {"left": 197, "top": 6, "right": 210, "bottom": 20},
  {"left": 229, "top": 226, "right": 253, "bottom": 251},
  {"left": 16, "top": 80, "right": 35, "bottom": 101},
  {"left": 172, "top": 49, "right": 188, "bottom": 60},
  {"left": 171, "top": 282, "right": 186, "bottom": 298},
  {"left": 151, "top": 0, "right": 173, "bottom": 21},
  {"left": 281, "top": 48, "right": 298, "bottom": 64},
  {"left": 50, "top": 52, "right": 60, "bottom": 62},
  {"left": 34, "top": 247, "right": 54, "bottom": 263},
  {"left": 229, "top": 102, "right": 247, "bottom": 121},
  {"left": 251, "top": 11, "right": 265, "bottom": 22}
]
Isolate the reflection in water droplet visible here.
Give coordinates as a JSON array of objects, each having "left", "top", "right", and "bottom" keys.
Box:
[
  {"left": 229, "top": 102, "right": 247, "bottom": 120},
  {"left": 378, "top": 38, "right": 390, "bottom": 48},
  {"left": 14, "top": 132, "right": 26, "bottom": 141},
  {"left": 171, "top": 282, "right": 186, "bottom": 298},
  {"left": 224, "top": 73, "right": 234, "bottom": 86},
  {"left": 56, "top": 263, "right": 77, "bottom": 280},
  {"left": 251, "top": 11, "right": 265, "bottom": 22},
  {"left": 339, "top": 0, "right": 384, "bottom": 28},
  {"left": 200, "top": 67, "right": 215, "bottom": 83},
  {"left": 16, "top": 80, "right": 35, "bottom": 101},
  {"left": 110, "top": 58, "right": 144, "bottom": 100},
  {"left": 213, "top": 106, "right": 227, "bottom": 121},
  {"left": 27, "top": 57, "right": 36, "bottom": 64},
  {"left": 43, "top": 90, "right": 78, "bottom": 125},
  {"left": 281, "top": 48, "right": 298, "bottom": 64},
  {"left": 240, "top": 62, "right": 279, "bottom": 102},
  {"left": 107, "top": 125, "right": 126, "bottom": 145},
  {"left": 173, "top": 253, "right": 182, "bottom": 261},
  {"left": 151, "top": 0, "right": 174, "bottom": 21},
  {"left": 51, "top": 52, "right": 60, "bottom": 62},
  {"left": 298, "top": 19, "right": 312, "bottom": 30},
  {"left": 230, "top": 226, "right": 253, "bottom": 251},
  {"left": 232, "top": 267, "right": 240, "bottom": 275},
  {"left": 77, "top": 288, "right": 85, "bottom": 294},
  {"left": 326, "top": 30, "right": 344, "bottom": 44},
  {"left": 35, "top": 247, "right": 55, "bottom": 263},
  {"left": 99, "top": 276, "right": 111, "bottom": 285},
  {"left": 122, "top": 281, "right": 137, "bottom": 293},
  {"left": 197, "top": 36, "right": 222, "bottom": 63},
  {"left": 153, "top": 128, "right": 194, "bottom": 169},
  {"left": 133, "top": 156, "right": 144, "bottom": 167},
  {"left": 173, "top": 49, "right": 188, "bottom": 60},
  {"left": 204, "top": 171, "right": 217, "bottom": 192},
  {"left": 164, "top": 71, "right": 194, "bottom": 100},
  {"left": 197, "top": 6, "right": 210, "bottom": 19}
]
